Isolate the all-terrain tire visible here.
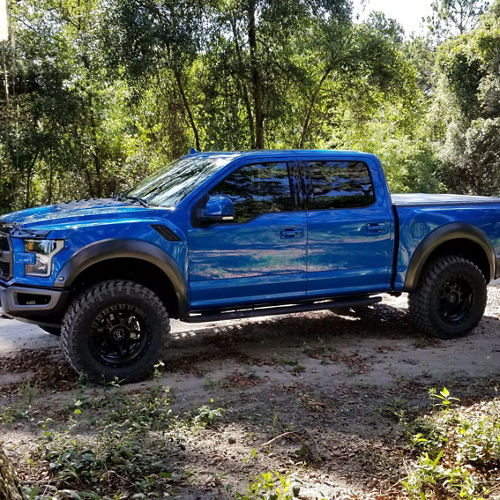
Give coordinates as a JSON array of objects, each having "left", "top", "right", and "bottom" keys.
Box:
[
  {"left": 408, "top": 256, "right": 487, "bottom": 339},
  {"left": 61, "top": 280, "right": 170, "bottom": 384}
]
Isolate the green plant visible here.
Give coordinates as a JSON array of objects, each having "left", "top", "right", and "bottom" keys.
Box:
[
  {"left": 237, "top": 471, "right": 294, "bottom": 500},
  {"left": 403, "top": 389, "right": 499, "bottom": 499},
  {"left": 192, "top": 399, "right": 225, "bottom": 427},
  {"left": 0, "top": 378, "right": 39, "bottom": 422},
  {"left": 429, "top": 386, "right": 460, "bottom": 407},
  {"left": 273, "top": 355, "right": 299, "bottom": 367},
  {"left": 22, "top": 382, "right": 178, "bottom": 497},
  {"left": 402, "top": 452, "right": 484, "bottom": 499}
]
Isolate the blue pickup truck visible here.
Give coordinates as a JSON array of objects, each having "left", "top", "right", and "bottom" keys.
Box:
[{"left": 1, "top": 150, "right": 499, "bottom": 382}]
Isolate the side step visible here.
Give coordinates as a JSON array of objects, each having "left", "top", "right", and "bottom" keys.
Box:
[{"left": 185, "top": 296, "right": 382, "bottom": 323}]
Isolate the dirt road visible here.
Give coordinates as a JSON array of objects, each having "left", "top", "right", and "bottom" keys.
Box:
[{"left": 0, "top": 284, "right": 498, "bottom": 498}]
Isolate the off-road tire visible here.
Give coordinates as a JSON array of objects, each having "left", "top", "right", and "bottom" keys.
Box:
[
  {"left": 408, "top": 256, "right": 487, "bottom": 339},
  {"left": 61, "top": 280, "right": 170, "bottom": 384}
]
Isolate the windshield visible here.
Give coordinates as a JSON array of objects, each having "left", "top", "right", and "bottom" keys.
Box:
[{"left": 125, "top": 155, "right": 234, "bottom": 207}]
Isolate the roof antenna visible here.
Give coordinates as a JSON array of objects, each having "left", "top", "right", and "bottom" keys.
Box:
[{"left": 189, "top": 147, "right": 199, "bottom": 155}]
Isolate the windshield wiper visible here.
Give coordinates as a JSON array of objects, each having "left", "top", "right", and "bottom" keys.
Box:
[{"left": 119, "top": 194, "right": 149, "bottom": 208}]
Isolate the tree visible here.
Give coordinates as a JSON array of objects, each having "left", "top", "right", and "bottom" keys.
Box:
[
  {"left": 426, "top": 0, "right": 489, "bottom": 41},
  {"left": 0, "top": 445, "right": 23, "bottom": 500},
  {"left": 432, "top": 0, "right": 500, "bottom": 195}
]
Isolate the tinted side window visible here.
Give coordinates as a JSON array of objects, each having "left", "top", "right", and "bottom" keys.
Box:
[
  {"left": 305, "top": 161, "right": 375, "bottom": 210},
  {"left": 209, "top": 162, "right": 297, "bottom": 223}
]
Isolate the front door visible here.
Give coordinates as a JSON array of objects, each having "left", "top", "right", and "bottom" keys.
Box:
[
  {"left": 303, "top": 157, "right": 395, "bottom": 297},
  {"left": 187, "top": 159, "right": 307, "bottom": 310}
]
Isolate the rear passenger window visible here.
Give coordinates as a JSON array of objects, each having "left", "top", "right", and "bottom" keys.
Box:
[
  {"left": 209, "top": 162, "right": 299, "bottom": 223},
  {"left": 304, "top": 161, "right": 375, "bottom": 210}
]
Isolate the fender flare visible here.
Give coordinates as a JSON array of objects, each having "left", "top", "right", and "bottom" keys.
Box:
[
  {"left": 404, "top": 222, "right": 496, "bottom": 290},
  {"left": 54, "top": 239, "right": 188, "bottom": 316}
]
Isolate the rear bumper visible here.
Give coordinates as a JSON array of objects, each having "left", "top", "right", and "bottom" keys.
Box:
[{"left": 0, "top": 283, "right": 69, "bottom": 322}]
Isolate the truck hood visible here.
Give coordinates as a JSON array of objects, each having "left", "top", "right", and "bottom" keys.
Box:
[{"left": 0, "top": 199, "right": 170, "bottom": 236}]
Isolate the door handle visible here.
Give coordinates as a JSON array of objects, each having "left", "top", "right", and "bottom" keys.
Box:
[
  {"left": 366, "top": 223, "right": 387, "bottom": 232},
  {"left": 280, "top": 227, "right": 304, "bottom": 238}
]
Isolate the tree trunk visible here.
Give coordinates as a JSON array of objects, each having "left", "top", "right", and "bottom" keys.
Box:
[
  {"left": 174, "top": 69, "right": 201, "bottom": 151},
  {"left": 248, "top": 0, "right": 264, "bottom": 149},
  {"left": 299, "top": 65, "right": 333, "bottom": 148},
  {"left": 231, "top": 16, "right": 255, "bottom": 149},
  {"left": 0, "top": 446, "right": 23, "bottom": 500}
]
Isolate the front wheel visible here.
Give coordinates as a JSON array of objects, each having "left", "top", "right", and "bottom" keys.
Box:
[
  {"left": 408, "top": 256, "right": 487, "bottom": 339},
  {"left": 61, "top": 280, "right": 170, "bottom": 384}
]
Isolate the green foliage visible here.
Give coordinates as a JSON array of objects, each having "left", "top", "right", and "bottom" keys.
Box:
[
  {"left": 426, "top": 0, "right": 489, "bottom": 41},
  {"left": 403, "top": 389, "right": 500, "bottom": 499},
  {"left": 24, "top": 383, "right": 176, "bottom": 497},
  {"left": 237, "top": 471, "right": 295, "bottom": 500},
  {"left": 1, "top": 378, "right": 39, "bottom": 423},
  {"left": 191, "top": 398, "right": 225, "bottom": 427},
  {"left": 0, "top": 0, "right": 498, "bottom": 215},
  {"left": 431, "top": 2, "right": 500, "bottom": 195}
]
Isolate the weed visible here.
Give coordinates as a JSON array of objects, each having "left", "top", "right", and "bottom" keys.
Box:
[
  {"left": 237, "top": 471, "right": 294, "bottom": 499},
  {"left": 192, "top": 398, "right": 225, "bottom": 427},
  {"left": 429, "top": 386, "right": 460, "bottom": 408},
  {"left": 403, "top": 388, "right": 499, "bottom": 499},
  {"left": 242, "top": 448, "right": 259, "bottom": 463},
  {"left": 273, "top": 354, "right": 299, "bottom": 366},
  {"left": 22, "top": 381, "right": 179, "bottom": 497},
  {"left": 0, "top": 377, "right": 39, "bottom": 422}
]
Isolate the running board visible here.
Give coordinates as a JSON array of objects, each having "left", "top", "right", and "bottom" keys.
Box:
[{"left": 185, "top": 296, "right": 382, "bottom": 323}]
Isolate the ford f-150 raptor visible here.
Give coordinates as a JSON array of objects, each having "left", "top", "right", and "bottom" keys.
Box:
[{"left": 1, "top": 150, "right": 499, "bottom": 382}]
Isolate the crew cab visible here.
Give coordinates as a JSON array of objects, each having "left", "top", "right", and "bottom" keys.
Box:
[{"left": 1, "top": 150, "right": 499, "bottom": 383}]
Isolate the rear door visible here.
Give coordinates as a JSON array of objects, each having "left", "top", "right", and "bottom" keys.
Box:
[
  {"left": 187, "top": 158, "right": 307, "bottom": 310},
  {"left": 302, "top": 156, "right": 394, "bottom": 297}
]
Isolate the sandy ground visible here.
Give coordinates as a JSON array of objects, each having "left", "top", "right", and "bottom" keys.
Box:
[{"left": 0, "top": 283, "right": 499, "bottom": 498}]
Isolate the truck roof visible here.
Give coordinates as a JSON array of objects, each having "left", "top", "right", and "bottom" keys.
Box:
[{"left": 187, "top": 149, "right": 378, "bottom": 160}]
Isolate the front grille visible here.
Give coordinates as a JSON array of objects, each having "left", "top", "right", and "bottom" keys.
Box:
[
  {"left": 0, "top": 233, "right": 8, "bottom": 251},
  {"left": 0, "top": 261, "right": 10, "bottom": 277},
  {"left": 0, "top": 232, "right": 12, "bottom": 280}
]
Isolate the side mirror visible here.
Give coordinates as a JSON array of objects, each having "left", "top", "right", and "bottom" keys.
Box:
[{"left": 199, "top": 196, "right": 234, "bottom": 224}]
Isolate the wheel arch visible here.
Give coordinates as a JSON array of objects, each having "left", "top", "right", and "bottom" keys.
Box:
[
  {"left": 404, "top": 223, "right": 495, "bottom": 291},
  {"left": 54, "top": 239, "right": 187, "bottom": 318}
]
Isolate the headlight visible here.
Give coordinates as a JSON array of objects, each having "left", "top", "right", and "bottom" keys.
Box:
[{"left": 23, "top": 239, "right": 64, "bottom": 277}]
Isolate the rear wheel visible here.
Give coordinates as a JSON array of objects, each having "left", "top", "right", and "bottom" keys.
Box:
[
  {"left": 61, "top": 280, "right": 170, "bottom": 384},
  {"left": 408, "top": 256, "right": 487, "bottom": 339}
]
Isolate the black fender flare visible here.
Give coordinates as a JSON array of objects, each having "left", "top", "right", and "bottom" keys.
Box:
[
  {"left": 54, "top": 239, "right": 188, "bottom": 316},
  {"left": 404, "top": 222, "right": 496, "bottom": 290}
]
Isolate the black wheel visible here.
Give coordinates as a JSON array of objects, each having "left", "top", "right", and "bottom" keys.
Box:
[
  {"left": 40, "top": 326, "right": 61, "bottom": 336},
  {"left": 62, "top": 280, "right": 170, "bottom": 384},
  {"left": 409, "top": 256, "right": 487, "bottom": 339}
]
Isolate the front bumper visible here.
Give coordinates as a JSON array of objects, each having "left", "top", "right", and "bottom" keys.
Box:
[{"left": 0, "top": 283, "right": 69, "bottom": 322}]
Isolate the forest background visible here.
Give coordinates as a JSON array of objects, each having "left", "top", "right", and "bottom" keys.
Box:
[{"left": 1, "top": 0, "right": 499, "bottom": 214}]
